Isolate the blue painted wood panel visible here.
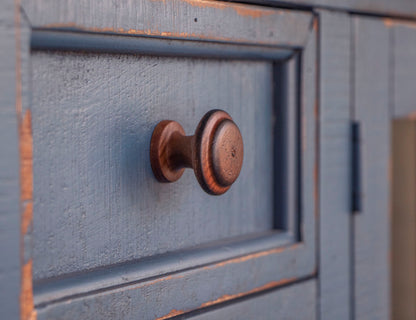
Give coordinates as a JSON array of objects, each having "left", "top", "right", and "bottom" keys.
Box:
[
  {"left": 0, "top": 1, "right": 22, "bottom": 318},
  {"left": 187, "top": 279, "right": 317, "bottom": 320},
  {"left": 392, "top": 21, "right": 416, "bottom": 118},
  {"left": 31, "top": 52, "right": 275, "bottom": 280},
  {"left": 21, "top": 0, "right": 312, "bottom": 47},
  {"left": 352, "top": 16, "right": 390, "bottom": 320},
  {"left": 3, "top": 1, "right": 319, "bottom": 318},
  {"left": 37, "top": 279, "right": 317, "bottom": 320},
  {"left": 318, "top": 10, "right": 352, "bottom": 320}
]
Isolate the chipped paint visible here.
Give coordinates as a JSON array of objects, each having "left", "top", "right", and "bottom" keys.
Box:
[
  {"left": 36, "top": 12, "right": 310, "bottom": 48},
  {"left": 124, "top": 274, "right": 185, "bottom": 293},
  {"left": 312, "top": 16, "right": 318, "bottom": 31},
  {"left": 20, "top": 111, "right": 33, "bottom": 201},
  {"left": 20, "top": 260, "right": 36, "bottom": 320},
  {"left": 142, "top": 274, "right": 184, "bottom": 287},
  {"left": 19, "top": 111, "right": 35, "bottom": 320},
  {"left": 383, "top": 18, "right": 393, "bottom": 27},
  {"left": 199, "top": 278, "right": 295, "bottom": 307},
  {"left": 39, "top": 23, "right": 279, "bottom": 45},
  {"left": 384, "top": 18, "right": 416, "bottom": 29},
  {"left": 178, "top": 0, "right": 276, "bottom": 18},
  {"left": 147, "top": 0, "right": 277, "bottom": 18},
  {"left": 155, "top": 309, "right": 184, "bottom": 320},
  {"left": 204, "top": 244, "right": 299, "bottom": 270},
  {"left": 155, "top": 278, "right": 296, "bottom": 319},
  {"left": 21, "top": 202, "right": 33, "bottom": 236},
  {"left": 41, "top": 23, "right": 233, "bottom": 41},
  {"left": 16, "top": 0, "right": 35, "bottom": 316}
]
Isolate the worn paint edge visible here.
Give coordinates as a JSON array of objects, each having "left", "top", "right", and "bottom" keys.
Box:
[
  {"left": 384, "top": 18, "right": 416, "bottom": 28},
  {"left": 22, "top": 5, "right": 312, "bottom": 317},
  {"left": 151, "top": 0, "right": 278, "bottom": 18},
  {"left": 34, "top": 242, "right": 302, "bottom": 308},
  {"left": 204, "top": 244, "right": 298, "bottom": 269},
  {"left": 34, "top": 23, "right": 306, "bottom": 48},
  {"left": 19, "top": 112, "right": 35, "bottom": 320},
  {"left": 96, "top": 244, "right": 298, "bottom": 292},
  {"left": 155, "top": 277, "right": 296, "bottom": 320},
  {"left": 16, "top": 0, "right": 35, "bottom": 317}
]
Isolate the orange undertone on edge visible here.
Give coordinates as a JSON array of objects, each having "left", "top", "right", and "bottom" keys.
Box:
[{"left": 19, "top": 111, "right": 35, "bottom": 320}]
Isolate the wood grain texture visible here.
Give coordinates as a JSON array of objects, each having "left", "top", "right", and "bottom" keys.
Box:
[
  {"left": 352, "top": 16, "right": 390, "bottom": 320},
  {"left": 298, "top": 14, "right": 317, "bottom": 263},
  {"left": 34, "top": 253, "right": 312, "bottom": 320},
  {"left": 29, "top": 19, "right": 317, "bottom": 320},
  {"left": 22, "top": 0, "right": 312, "bottom": 47},
  {"left": 318, "top": 10, "right": 351, "bottom": 320},
  {"left": 186, "top": 279, "right": 317, "bottom": 320},
  {"left": 0, "top": 1, "right": 21, "bottom": 319},
  {"left": 31, "top": 52, "right": 275, "bottom": 280},
  {"left": 33, "top": 233, "right": 293, "bottom": 306},
  {"left": 24, "top": 4, "right": 318, "bottom": 318},
  {"left": 390, "top": 21, "right": 416, "bottom": 118},
  {"left": 18, "top": 10, "right": 36, "bottom": 320},
  {"left": 31, "top": 30, "right": 293, "bottom": 61}
]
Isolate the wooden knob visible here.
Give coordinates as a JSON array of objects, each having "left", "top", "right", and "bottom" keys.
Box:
[{"left": 150, "top": 109, "right": 244, "bottom": 195}]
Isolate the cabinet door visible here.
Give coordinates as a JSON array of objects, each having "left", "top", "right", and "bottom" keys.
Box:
[
  {"left": 17, "top": 1, "right": 318, "bottom": 319},
  {"left": 320, "top": 13, "right": 392, "bottom": 320}
]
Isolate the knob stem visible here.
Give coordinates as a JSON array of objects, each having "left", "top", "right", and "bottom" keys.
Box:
[{"left": 168, "top": 133, "right": 194, "bottom": 170}]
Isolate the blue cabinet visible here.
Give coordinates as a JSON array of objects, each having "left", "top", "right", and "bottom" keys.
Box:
[{"left": 1, "top": 0, "right": 413, "bottom": 319}]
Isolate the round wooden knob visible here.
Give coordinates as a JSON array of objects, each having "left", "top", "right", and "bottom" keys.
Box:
[{"left": 150, "top": 109, "right": 244, "bottom": 195}]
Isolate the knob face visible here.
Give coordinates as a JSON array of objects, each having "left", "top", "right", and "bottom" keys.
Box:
[
  {"left": 193, "top": 110, "right": 243, "bottom": 195},
  {"left": 212, "top": 120, "right": 244, "bottom": 187},
  {"left": 150, "top": 109, "right": 244, "bottom": 195}
]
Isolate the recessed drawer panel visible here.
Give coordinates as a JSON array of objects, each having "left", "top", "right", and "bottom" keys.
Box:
[{"left": 32, "top": 52, "right": 275, "bottom": 280}]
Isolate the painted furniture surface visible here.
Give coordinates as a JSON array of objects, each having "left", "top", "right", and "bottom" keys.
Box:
[{"left": 1, "top": 0, "right": 415, "bottom": 319}]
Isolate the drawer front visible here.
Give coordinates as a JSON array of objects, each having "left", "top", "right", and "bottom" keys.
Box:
[{"left": 19, "top": 0, "right": 318, "bottom": 318}]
